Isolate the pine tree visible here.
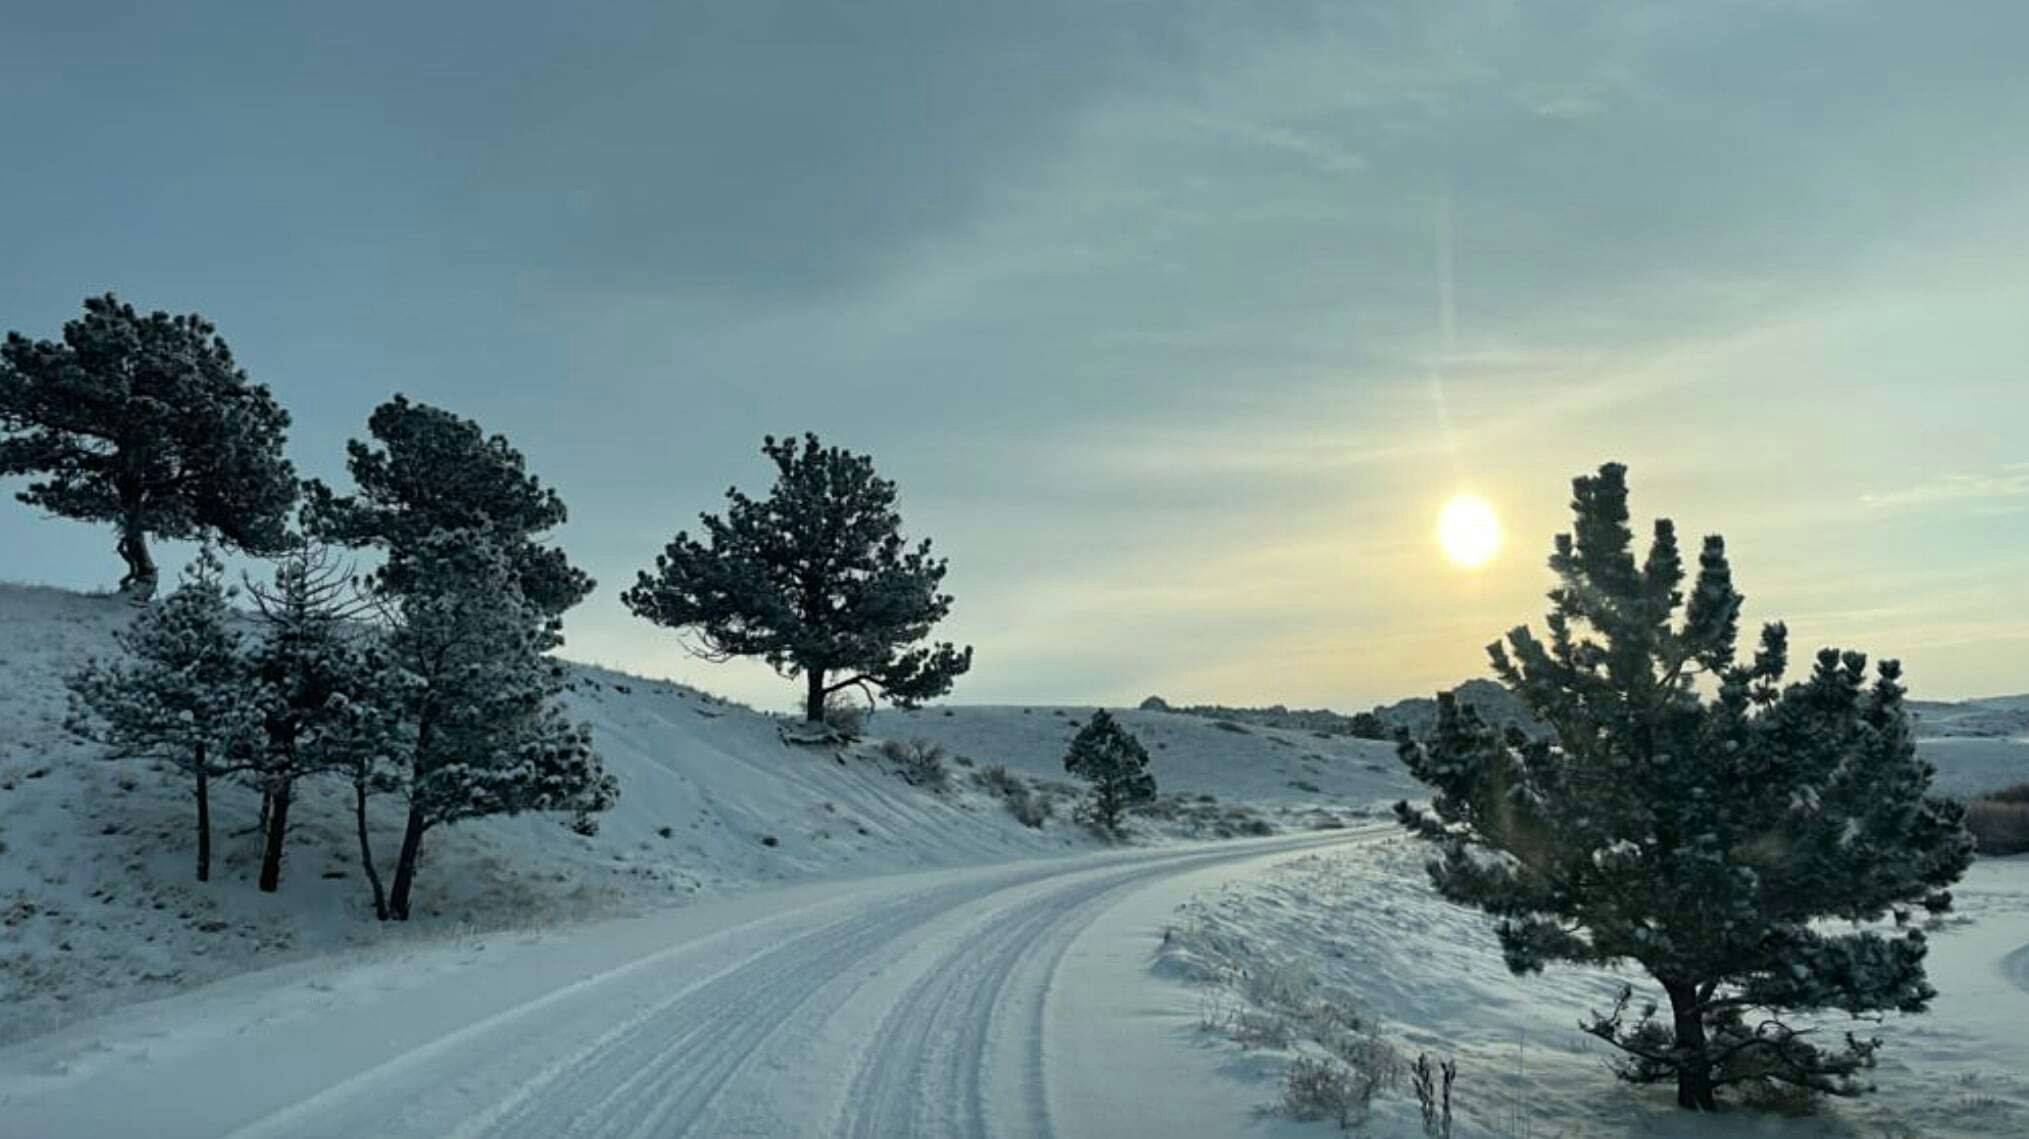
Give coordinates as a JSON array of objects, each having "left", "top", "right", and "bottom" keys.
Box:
[
  {"left": 242, "top": 544, "right": 379, "bottom": 894},
  {"left": 1064, "top": 710, "right": 1157, "bottom": 835},
  {"left": 377, "top": 531, "right": 616, "bottom": 921},
  {"left": 304, "top": 395, "right": 591, "bottom": 618},
  {"left": 325, "top": 639, "right": 405, "bottom": 920},
  {"left": 624, "top": 433, "right": 972, "bottom": 722},
  {"left": 66, "top": 549, "right": 262, "bottom": 880},
  {"left": 1, "top": 294, "right": 298, "bottom": 598},
  {"left": 1395, "top": 463, "right": 1974, "bottom": 1111}
]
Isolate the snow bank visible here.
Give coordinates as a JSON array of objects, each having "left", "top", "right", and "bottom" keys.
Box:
[{"left": 1157, "top": 840, "right": 2029, "bottom": 1137}]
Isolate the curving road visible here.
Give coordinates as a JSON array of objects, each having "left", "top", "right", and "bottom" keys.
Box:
[{"left": 1, "top": 828, "right": 1392, "bottom": 1139}]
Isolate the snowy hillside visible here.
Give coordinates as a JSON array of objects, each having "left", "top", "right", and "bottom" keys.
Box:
[
  {"left": 0, "top": 584, "right": 1396, "bottom": 1045},
  {"left": 4, "top": 581, "right": 2019, "bottom": 1054},
  {"left": 874, "top": 702, "right": 1416, "bottom": 806},
  {"left": 1912, "top": 695, "right": 2029, "bottom": 740}
]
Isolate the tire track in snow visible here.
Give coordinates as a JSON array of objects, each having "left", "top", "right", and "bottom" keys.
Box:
[
  {"left": 831, "top": 866, "right": 1133, "bottom": 1139},
  {"left": 829, "top": 833, "right": 1397, "bottom": 1139},
  {"left": 160, "top": 831, "right": 1380, "bottom": 1139}
]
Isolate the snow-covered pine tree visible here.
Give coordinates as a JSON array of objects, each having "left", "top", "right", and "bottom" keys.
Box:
[
  {"left": 66, "top": 549, "right": 262, "bottom": 880},
  {"left": 1063, "top": 710, "right": 1157, "bottom": 835},
  {"left": 377, "top": 531, "right": 616, "bottom": 921},
  {"left": 1, "top": 294, "right": 298, "bottom": 598},
  {"left": 303, "top": 395, "right": 591, "bottom": 618},
  {"left": 1395, "top": 462, "right": 1974, "bottom": 1111},
  {"left": 623, "top": 433, "right": 973, "bottom": 722},
  {"left": 322, "top": 638, "right": 405, "bottom": 920},
  {"left": 242, "top": 544, "right": 380, "bottom": 894}
]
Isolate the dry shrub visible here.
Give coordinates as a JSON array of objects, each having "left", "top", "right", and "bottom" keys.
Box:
[
  {"left": 880, "top": 738, "right": 949, "bottom": 793},
  {"left": 1966, "top": 796, "right": 2029, "bottom": 856}
]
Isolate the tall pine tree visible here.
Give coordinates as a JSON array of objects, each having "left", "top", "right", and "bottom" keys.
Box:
[
  {"left": 304, "top": 396, "right": 591, "bottom": 617},
  {"left": 67, "top": 549, "right": 262, "bottom": 880},
  {"left": 1, "top": 294, "right": 297, "bottom": 597},
  {"left": 624, "top": 433, "right": 972, "bottom": 722},
  {"left": 377, "top": 531, "right": 615, "bottom": 921},
  {"left": 1395, "top": 463, "right": 1973, "bottom": 1110}
]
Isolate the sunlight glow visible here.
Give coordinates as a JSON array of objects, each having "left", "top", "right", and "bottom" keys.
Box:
[{"left": 1437, "top": 494, "right": 1501, "bottom": 569}]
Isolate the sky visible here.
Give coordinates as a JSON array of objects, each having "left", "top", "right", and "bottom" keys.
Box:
[{"left": 4, "top": 1, "right": 2026, "bottom": 715}]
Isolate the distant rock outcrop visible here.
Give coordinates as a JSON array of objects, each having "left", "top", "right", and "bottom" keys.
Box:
[
  {"left": 1158, "top": 678, "right": 1542, "bottom": 740},
  {"left": 1372, "top": 679, "right": 1537, "bottom": 738}
]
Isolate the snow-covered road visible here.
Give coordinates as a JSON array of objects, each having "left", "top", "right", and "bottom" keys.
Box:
[{"left": 1, "top": 827, "right": 1393, "bottom": 1138}]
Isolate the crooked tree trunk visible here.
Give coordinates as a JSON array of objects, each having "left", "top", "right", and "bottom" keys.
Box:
[
  {"left": 804, "top": 668, "right": 827, "bottom": 723},
  {"left": 1665, "top": 979, "right": 1718, "bottom": 1111},
  {"left": 257, "top": 781, "right": 293, "bottom": 893},
  {"left": 193, "top": 743, "right": 211, "bottom": 883},
  {"left": 116, "top": 522, "right": 157, "bottom": 601},
  {"left": 353, "top": 782, "right": 389, "bottom": 921},
  {"left": 386, "top": 804, "right": 429, "bottom": 921}
]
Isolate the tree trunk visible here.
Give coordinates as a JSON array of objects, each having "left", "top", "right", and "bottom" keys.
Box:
[
  {"left": 387, "top": 803, "right": 429, "bottom": 921},
  {"left": 1665, "top": 979, "right": 1718, "bottom": 1111},
  {"left": 805, "top": 668, "right": 827, "bottom": 723},
  {"left": 354, "top": 781, "right": 388, "bottom": 921},
  {"left": 116, "top": 522, "right": 157, "bottom": 601},
  {"left": 1095, "top": 781, "right": 1121, "bottom": 834},
  {"left": 257, "top": 781, "right": 292, "bottom": 893},
  {"left": 193, "top": 745, "right": 211, "bottom": 883}
]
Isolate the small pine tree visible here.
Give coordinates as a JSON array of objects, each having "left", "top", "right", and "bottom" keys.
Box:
[
  {"left": 1, "top": 294, "right": 298, "bottom": 597},
  {"left": 242, "top": 544, "right": 379, "bottom": 894},
  {"left": 624, "top": 433, "right": 972, "bottom": 722},
  {"left": 304, "top": 395, "right": 592, "bottom": 618},
  {"left": 377, "top": 531, "right": 616, "bottom": 921},
  {"left": 1064, "top": 710, "right": 1157, "bottom": 835},
  {"left": 325, "top": 641, "right": 405, "bottom": 920},
  {"left": 1395, "top": 463, "right": 1974, "bottom": 1111},
  {"left": 66, "top": 549, "right": 262, "bottom": 880}
]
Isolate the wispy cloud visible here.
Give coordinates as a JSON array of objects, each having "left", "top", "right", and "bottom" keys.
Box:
[{"left": 1860, "top": 464, "right": 2029, "bottom": 510}]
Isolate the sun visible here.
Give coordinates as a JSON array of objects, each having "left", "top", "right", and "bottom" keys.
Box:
[{"left": 1437, "top": 493, "right": 1501, "bottom": 569}]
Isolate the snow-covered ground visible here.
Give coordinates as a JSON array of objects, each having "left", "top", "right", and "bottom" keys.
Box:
[
  {"left": 1155, "top": 840, "right": 2029, "bottom": 1138},
  {"left": 0, "top": 828, "right": 1386, "bottom": 1138},
  {"left": 0, "top": 584, "right": 1401, "bottom": 1045},
  {"left": 876, "top": 701, "right": 1414, "bottom": 808},
  {"left": 4, "top": 581, "right": 2022, "bottom": 1137}
]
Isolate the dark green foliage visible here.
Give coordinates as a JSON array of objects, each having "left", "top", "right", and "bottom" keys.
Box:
[
  {"left": 242, "top": 545, "right": 382, "bottom": 895},
  {"left": 305, "top": 397, "right": 609, "bottom": 919},
  {"left": 304, "top": 395, "right": 591, "bottom": 618},
  {"left": 1395, "top": 463, "right": 1974, "bottom": 1111},
  {"left": 1, "top": 294, "right": 298, "bottom": 596},
  {"left": 66, "top": 549, "right": 262, "bottom": 880},
  {"left": 378, "top": 531, "right": 617, "bottom": 920},
  {"left": 624, "top": 433, "right": 972, "bottom": 721},
  {"left": 1064, "top": 710, "right": 1157, "bottom": 835}
]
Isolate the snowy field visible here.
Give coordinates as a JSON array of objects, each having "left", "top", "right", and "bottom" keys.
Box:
[
  {"left": 0, "top": 584, "right": 1402, "bottom": 1045},
  {"left": 4, "top": 582, "right": 2024, "bottom": 1137},
  {"left": 1155, "top": 840, "right": 2029, "bottom": 1138}
]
